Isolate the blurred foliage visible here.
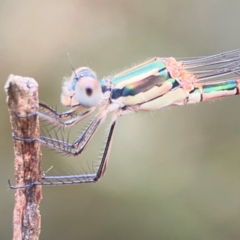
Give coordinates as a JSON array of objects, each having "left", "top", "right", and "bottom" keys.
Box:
[{"left": 1, "top": 0, "right": 240, "bottom": 239}]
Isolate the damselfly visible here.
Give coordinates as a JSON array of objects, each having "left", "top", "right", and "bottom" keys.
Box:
[{"left": 11, "top": 49, "right": 240, "bottom": 187}]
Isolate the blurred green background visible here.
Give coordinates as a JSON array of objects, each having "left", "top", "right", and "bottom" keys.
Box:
[{"left": 1, "top": 0, "right": 240, "bottom": 239}]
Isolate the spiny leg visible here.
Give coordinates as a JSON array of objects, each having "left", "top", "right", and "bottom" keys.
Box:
[
  {"left": 94, "top": 116, "right": 117, "bottom": 180},
  {"left": 39, "top": 114, "right": 102, "bottom": 153},
  {"left": 10, "top": 111, "right": 118, "bottom": 187},
  {"left": 39, "top": 102, "right": 78, "bottom": 119},
  {"left": 17, "top": 102, "right": 77, "bottom": 120},
  {"left": 38, "top": 107, "right": 95, "bottom": 127},
  {"left": 17, "top": 102, "right": 96, "bottom": 128},
  {"left": 14, "top": 105, "right": 109, "bottom": 156},
  {"left": 41, "top": 113, "right": 118, "bottom": 185}
]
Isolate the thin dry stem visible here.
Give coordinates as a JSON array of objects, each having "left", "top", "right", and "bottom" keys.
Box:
[{"left": 5, "top": 75, "right": 42, "bottom": 240}]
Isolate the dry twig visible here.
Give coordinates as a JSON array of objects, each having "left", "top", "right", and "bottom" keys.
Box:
[{"left": 5, "top": 75, "right": 42, "bottom": 240}]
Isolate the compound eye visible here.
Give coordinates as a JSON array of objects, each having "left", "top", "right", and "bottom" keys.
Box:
[{"left": 74, "top": 68, "right": 102, "bottom": 108}]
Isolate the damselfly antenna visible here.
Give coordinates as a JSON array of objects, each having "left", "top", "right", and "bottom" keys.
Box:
[
  {"left": 10, "top": 48, "right": 240, "bottom": 188},
  {"left": 67, "top": 52, "right": 78, "bottom": 80}
]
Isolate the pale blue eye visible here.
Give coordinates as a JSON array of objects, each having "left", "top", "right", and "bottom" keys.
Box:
[{"left": 71, "top": 69, "right": 97, "bottom": 91}]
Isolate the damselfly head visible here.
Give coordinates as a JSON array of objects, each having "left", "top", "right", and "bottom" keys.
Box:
[{"left": 61, "top": 67, "right": 102, "bottom": 108}]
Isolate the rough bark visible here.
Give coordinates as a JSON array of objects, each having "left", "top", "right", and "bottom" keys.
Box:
[{"left": 5, "top": 75, "right": 42, "bottom": 240}]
